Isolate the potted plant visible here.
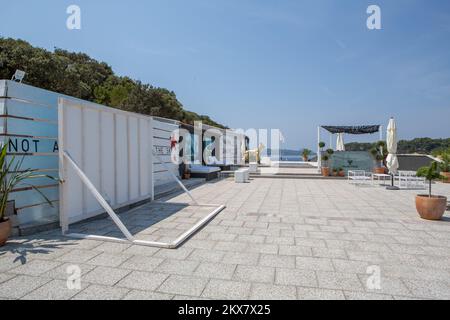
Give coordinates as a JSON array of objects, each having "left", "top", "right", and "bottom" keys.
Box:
[
  {"left": 320, "top": 149, "right": 334, "bottom": 177},
  {"left": 321, "top": 155, "right": 330, "bottom": 176},
  {"left": 415, "top": 162, "right": 447, "bottom": 220},
  {"left": 439, "top": 153, "right": 450, "bottom": 183},
  {"left": 183, "top": 165, "right": 191, "bottom": 180},
  {"left": 322, "top": 149, "right": 334, "bottom": 177},
  {"left": 338, "top": 167, "right": 345, "bottom": 177},
  {"left": 0, "top": 142, "right": 56, "bottom": 246},
  {"left": 302, "top": 149, "right": 312, "bottom": 162},
  {"left": 332, "top": 168, "right": 338, "bottom": 176},
  {"left": 371, "top": 142, "right": 387, "bottom": 174},
  {"left": 319, "top": 142, "right": 326, "bottom": 153}
]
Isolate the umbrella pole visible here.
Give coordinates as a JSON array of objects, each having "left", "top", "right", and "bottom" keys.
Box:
[{"left": 386, "top": 173, "right": 400, "bottom": 190}]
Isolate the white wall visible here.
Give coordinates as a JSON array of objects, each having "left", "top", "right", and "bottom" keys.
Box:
[
  {"left": 152, "top": 117, "right": 180, "bottom": 187},
  {"left": 59, "top": 98, "right": 154, "bottom": 225}
]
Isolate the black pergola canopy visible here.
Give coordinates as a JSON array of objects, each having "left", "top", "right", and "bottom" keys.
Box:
[{"left": 321, "top": 125, "right": 380, "bottom": 135}]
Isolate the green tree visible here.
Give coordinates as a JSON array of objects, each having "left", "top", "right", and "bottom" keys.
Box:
[{"left": 0, "top": 37, "right": 225, "bottom": 128}]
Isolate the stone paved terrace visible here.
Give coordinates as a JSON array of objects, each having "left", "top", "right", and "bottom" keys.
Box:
[{"left": 1, "top": 177, "right": 450, "bottom": 300}]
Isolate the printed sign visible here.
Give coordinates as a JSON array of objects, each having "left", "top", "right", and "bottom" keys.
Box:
[{"left": 330, "top": 151, "right": 374, "bottom": 173}]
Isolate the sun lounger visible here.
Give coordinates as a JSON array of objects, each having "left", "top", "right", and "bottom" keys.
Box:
[{"left": 190, "top": 164, "right": 221, "bottom": 181}]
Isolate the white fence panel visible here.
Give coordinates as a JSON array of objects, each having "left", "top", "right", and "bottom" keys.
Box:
[
  {"left": 59, "top": 98, "right": 154, "bottom": 225},
  {"left": 152, "top": 118, "right": 179, "bottom": 187}
]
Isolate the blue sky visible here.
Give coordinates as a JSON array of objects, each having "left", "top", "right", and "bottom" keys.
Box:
[{"left": 1, "top": 0, "right": 450, "bottom": 149}]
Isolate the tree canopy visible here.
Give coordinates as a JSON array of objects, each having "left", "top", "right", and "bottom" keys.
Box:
[
  {"left": 0, "top": 38, "right": 225, "bottom": 128},
  {"left": 345, "top": 138, "right": 450, "bottom": 155}
]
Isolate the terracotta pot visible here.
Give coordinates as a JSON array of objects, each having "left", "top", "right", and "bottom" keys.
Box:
[
  {"left": 338, "top": 171, "right": 345, "bottom": 177},
  {"left": 321, "top": 167, "right": 330, "bottom": 177},
  {"left": 0, "top": 218, "right": 12, "bottom": 247},
  {"left": 374, "top": 167, "right": 386, "bottom": 174},
  {"left": 183, "top": 173, "right": 191, "bottom": 180},
  {"left": 442, "top": 172, "right": 450, "bottom": 183},
  {"left": 303, "top": 157, "right": 308, "bottom": 162},
  {"left": 415, "top": 195, "right": 447, "bottom": 220}
]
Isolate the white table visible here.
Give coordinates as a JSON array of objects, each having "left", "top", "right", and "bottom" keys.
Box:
[
  {"left": 372, "top": 173, "right": 391, "bottom": 186},
  {"left": 249, "top": 162, "right": 258, "bottom": 173}
]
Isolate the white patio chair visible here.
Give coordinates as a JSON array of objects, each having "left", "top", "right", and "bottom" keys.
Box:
[
  {"left": 348, "top": 170, "right": 372, "bottom": 186},
  {"left": 396, "top": 170, "right": 426, "bottom": 189}
]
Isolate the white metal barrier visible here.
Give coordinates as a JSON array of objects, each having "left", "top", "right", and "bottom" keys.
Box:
[{"left": 58, "top": 97, "right": 225, "bottom": 248}]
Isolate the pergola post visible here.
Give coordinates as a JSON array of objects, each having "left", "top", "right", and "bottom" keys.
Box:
[{"left": 317, "top": 126, "right": 321, "bottom": 172}]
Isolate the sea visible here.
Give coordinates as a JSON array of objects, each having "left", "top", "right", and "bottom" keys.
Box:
[{"left": 271, "top": 155, "right": 302, "bottom": 162}]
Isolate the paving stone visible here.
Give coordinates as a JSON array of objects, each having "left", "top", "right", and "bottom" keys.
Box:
[
  {"left": 22, "top": 279, "right": 85, "bottom": 300},
  {"left": 0, "top": 275, "right": 50, "bottom": 299},
  {"left": 173, "top": 295, "right": 210, "bottom": 300},
  {"left": 0, "top": 256, "right": 26, "bottom": 273},
  {"left": 69, "top": 239, "right": 103, "bottom": 250},
  {"left": 278, "top": 245, "right": 312, "bottom": 257},
  {"left": 119, "top": 255, "right": 164, "bottom": 271},
  {"left": 187, "top": 249, "right": 225, "bottom": 263},
  {"left": 86, "top": 252, "right": 132, "bottom": 268},
  {"left": 297, "top": 287, "right": 345, "bottom": 300},
  {"left": 158, "top": 275, "right": 208, "bottom": 297},
  {"left": 214, "top": 241, "right": 248, "bottom": 252},
  {"left": 154, "top": 247, "right": 194, "bottom": 260},
  {"left": 222, "top": 252, "right": 260, "bottom": 266},
  {"left": 402, "top": 279, "right": 450, "bottom": 299},
  {"left": 233, "top": 265, "right": 275, "bottom": 283},
  {"left": 208, "top": 233, "right": 237, "bottom": 242},
  {"left": 246, "top": 243, "right": 278, "bottom": 255},
  {"left": 344, "top": 291, "right": 394, "bottom": 300},
  {"left": 122, "top": 245, "right": 160, "bottom": 256},
  {"left": 250, "top": 283, "right": 297, "bottom": 300},
  {"left": 202, "top": 279, "right": 251, "bottom": 300},
  {"left": 9, "top": 259, "right": 62, "bottom": 276},
  {"left": 72, "top": 284, "right": 129, "bottom": 300},
  {"left": 182, "top": 239, "right": 217, "bottom": 250},
  {"left": 316, "top": 271, "right": 364, "bottom": 291},
  {"left": 275, "top": 268, "right": 317, "bottom": 287},
  {"left": 0, "top": 273, "right": 15, "bottom": 284},
  {"left": 237, "top": 234, "right": 266, "bottom": 244},
  {"left": 93, "top": 242, "right": 131, "bottom": 253},
  {"left": 260, "top": 254, "right": 295, "bottom": 268},
  {"left": 346, "top": 251, "right": 383, "bottom": 263},
  {"left": 57, "top": 249, "right": 102, "bottom": 263},
  {"left": 116, "top": 271, "right": 169, "bottom": 291},
  {"left": 332, "top": 259, "right": 369, "bottom": 274},
  {"left": 123, "top": 290, "right": 173, "bottom": 300},
  {"left": 84, "top": 266, "right": 131, "bottom": 286},
  {"left": 154, "top": 259, "right": 199, "bottom": 276},
  {"left": 3, "top": 179, "right": 450, "bottom": 300},
  {"left": 296, "top": 257, "right": 334, "bottom": 271},
  {"left": 194, "top": 262, "right": 236, "bottom": 280},
  {"left": 358, "top": 274, "right": 413, "bottom": 296},
  {"left": 40, "top": 262, "right": 96, "bottom": 281},
  {"left": 295, "top": 237, "right": 327, "bottom": 248}
]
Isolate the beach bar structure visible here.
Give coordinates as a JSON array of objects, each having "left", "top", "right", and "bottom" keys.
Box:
[
  {"left": 317, "top": 125, "right": 383, "bottom": 172},
  {"left": 0, "top": 80, "right": 243, "bottom": 239}
]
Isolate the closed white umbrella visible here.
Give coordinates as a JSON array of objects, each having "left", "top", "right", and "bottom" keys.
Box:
[
  {"left": 386, "top": 118, "right": 399, "bottom": 189},
  {"left": 336, "top": 133, "right": 345, "bottom": 151}
]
